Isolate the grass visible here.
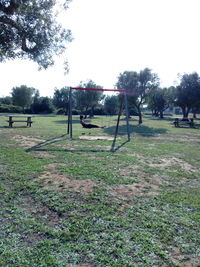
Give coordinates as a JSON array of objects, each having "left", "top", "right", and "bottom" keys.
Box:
[{"left": 0, "top": 114, "right": 200, "bottom": 266}]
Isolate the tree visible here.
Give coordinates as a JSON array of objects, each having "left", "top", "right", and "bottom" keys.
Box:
[
  {"left": 0, "top": 96, "right": 13, "bottom": 105},
  {"left": 73, "top": 80, "right": 104, "bottom": 117},
  {"left": 31, "top": 90, "right": 54, "bottom": 113},
  {"left": 53, "top": 87, "right": 69, "bottom": 114},
  {"left": 116, "top": 68, "right": 159, "bottom": 124},
  {"left": 11, "top": 85, "right": 34, "bottom": 112},
  {"left": 40, "top": 97, "right": 54, "bottom": 113},
  {"left": 104, "top": 95, "right": 118, "bottom": 115},
  {"left": 0, "top": 0, "right": 72, "bottom": 69},
  {"left": 148, "top": 87, "right": 175, "bottom": 118},
  {"left": 175, "top": 72, "right": 200, "bottom": 119},
  {"left": 31, "top": 89, "right": 41, "bottom": 113}
]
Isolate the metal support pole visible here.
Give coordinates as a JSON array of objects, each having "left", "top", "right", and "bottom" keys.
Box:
[
  {"left": 67, "top": 97, "right": 70, "bottom": 134},
  {"left": 111, "top": 96, "right": 124, "bottom": 151},
  {"left": 69, "top": 87, "right": 73, "bottom": 139},
  {"left": 124, "top": 92, "right": 131, "bottom": 141}
]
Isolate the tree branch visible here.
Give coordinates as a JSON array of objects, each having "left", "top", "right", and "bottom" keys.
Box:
[
  {"left": 0, "top": 15, "right": 36, "bottom": 53},
  {"left": 0, "top": 15, "right": 22, "bottom": 31},
  {"left": 0, "top": 0, "right": 19, "bottom": 15}
]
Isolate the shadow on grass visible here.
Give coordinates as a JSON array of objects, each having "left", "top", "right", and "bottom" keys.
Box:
[
  {"left": 195, "top": 123, "right": 200, "bottom": 129},
  {"left": 26, "top": 134, "right": 129, "bottom": 153},
  {"left": 54, "top": 119, "right": 80, "bottom": 124},
  {"left": 175, "top": 123, "right": 200, "bottom": 129},
  {"left": 103, "top": 124, "right": 167, "bottom": 136},
  {"left": 0, "top": 126, "right": 30, "bottom": 129},
  {"left": 147, "top": 116, "right": 175, "bottom": 122}
]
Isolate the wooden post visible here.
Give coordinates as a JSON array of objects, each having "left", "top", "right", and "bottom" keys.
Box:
[
  {"left": 8, "top": 116, "right": 13, "bottom": 127},
  {"left": 27, "top": 116, "right": 32, "bottom": 127}
]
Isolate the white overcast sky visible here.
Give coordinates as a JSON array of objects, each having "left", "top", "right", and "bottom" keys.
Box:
[{"left": 1, "top": 0, "right": 200, "bottom": 97}]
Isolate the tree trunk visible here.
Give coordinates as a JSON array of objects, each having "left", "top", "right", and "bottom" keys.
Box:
[
  {"left": 139, "top": 114, "right": 142, "bottom": 124},
  {"left": 84, "top": 106, "right": 89, "bottom": 118},
  {"left": 138, "top": 109, "right": 142, "bottom": 124},
  {"left": 181, "top": 107, "right": 187, "bottom": 119},
  {"left": 181, "top": 106, "right": 190, "bottom": 119},
  {"left": 134, "top": 104, "right": 142, "bottom": 124},
  {"left": 89, "top": 106, "right": 95, "bottom": 118},
  {"left": 159, "top": 110, "right": 164, "bottom": 119}
]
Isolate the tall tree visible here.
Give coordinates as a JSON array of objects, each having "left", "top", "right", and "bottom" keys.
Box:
[
  {"left": 53, "top": 87, "right": 69, "bottom": 114},
  {"left": 116, "top": 68, "right": 159, "bottom": 124},
  {"left": 0, "top": 96, "right": 13, "bottom": 105},
  {"left": 73, "top": 80, "right": 104, "bottom": 117},
  {"left": 175, "top": 72, "right": 200, "bottom": 119},
  {"left": 148, "top": 87, "right": 175, "bottom": 118},
  {"left": 31, "top": 92, "right": 54, "bottom": 114},
  {"left": 40, "top": 97, "right": 54, "bottom": 113},
  {"left": 11, "top": 85, "right": 34, "bottom": 112},
  {"left": 104, "top": 95, "right": 118, "bottom": 115},
  {"left": 0, "top": 0, "right": 72, "bottom": 69}
]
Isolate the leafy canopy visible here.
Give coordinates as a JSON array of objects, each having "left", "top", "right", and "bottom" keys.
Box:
[
  {"left": 116, "top": 68, "right": 159, "bottom": 123},
  {"left": 148, "top": 87, "right": 175, "bottom": 118},
  {"left": 11, "top": 84, "right": 34, "bottom": 110},
  {"left": 53, "top": 87, "right": 69, "bottom": 113},
  {"left": 176, "top": 72, "right": 200, "bottom": 118},
  {"left": 0, "top": 0, "right": 72, "bottom": 68},
  {"left": 73, "top": 80, "right": 104, "bottom": 116}
]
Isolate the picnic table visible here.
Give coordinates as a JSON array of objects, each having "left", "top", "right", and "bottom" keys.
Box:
[
  {"left": 7, "top": 115, "right": 33, "bottom": 127},
  {"left": 173, "top": 118, "right": 194, "bottom": 128}
]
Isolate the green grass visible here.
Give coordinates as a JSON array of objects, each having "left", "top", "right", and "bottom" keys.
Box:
[{"left": 0, "top": 114, "right": 200, "bottom": 266}]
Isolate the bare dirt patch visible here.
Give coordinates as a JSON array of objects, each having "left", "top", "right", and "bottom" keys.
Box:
[
  {"left": 109, "top": 177, "right": 160, "bottom": 200},
  {"left": 168, "top": 247, "right": 200, "bottom": 267},
  {"left": 44, "top": 163, "right": 65, "bottom": 170},
  {"left": 11, "top": 135, "right": 57, "bottom": 158},
  {"left": 151, "top": 134, "right": 200, "bottom": 143},
  {"left": 19, "top": 195, "right": 61, "bottom": 227},
  {"left": 76, "top": 264, "right": 92, "bottom": 267},
  {"left": 39, "top": 171, "right": 98, "bottom": 195},
  {"left": 79, "top": 135, "right": 113, "bottom": 141},
  {"left": 119, "top": 164, "right": 143, "bottom": 175},
  {"left": 34, "top": 151, "right": 55, "bottom": 158},
  {"left": 12, "top": 135, "right": 44, "bottom": 148},
  {"left": 147, "top": 157, "right": 200, "bottom": 172}
]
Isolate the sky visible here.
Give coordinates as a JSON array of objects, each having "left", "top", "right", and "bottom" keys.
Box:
[{"left": 1, "top": 0, "right": 200, "bottom": 97}]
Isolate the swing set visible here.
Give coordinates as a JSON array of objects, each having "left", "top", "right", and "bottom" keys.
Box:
[{"left": 67, "top": 87, "right": 131, "bottom": 151}]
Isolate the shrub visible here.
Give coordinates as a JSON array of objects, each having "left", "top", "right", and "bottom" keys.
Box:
[{"left": 0, "top": 104, "right": 22, "bottom": 113}]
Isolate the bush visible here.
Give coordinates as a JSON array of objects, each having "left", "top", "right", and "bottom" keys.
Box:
[
  {"left": 56, "top": 109, "right": 65, "bottom": 115},
  {"left": 93, "top": 107, "right": 106, "bottom": 115},
  {"left": 31, "top": 97, "right": 55, "bottom": 114},
  {"left": 0, "top": 104, "right": 22, "bottom": 113},
  {"left": 72, "top": 109, "right": 79, "bottom": 115}
]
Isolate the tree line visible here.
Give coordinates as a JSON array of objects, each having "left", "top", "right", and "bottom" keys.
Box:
[{"left": 1, "top": 68, "right": 200, "bottom": 124}]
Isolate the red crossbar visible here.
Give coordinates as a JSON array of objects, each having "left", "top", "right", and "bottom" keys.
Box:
[{"left": 70, "top": 87, "right": 125, "bottom": 92}]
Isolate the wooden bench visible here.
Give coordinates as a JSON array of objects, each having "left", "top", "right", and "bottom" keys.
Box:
[
  {"left": 173, "top": 118, "right": 194, "bottom": 128},
  {"left": 7, "top": 116, "right": 33, "bottom": 127}
]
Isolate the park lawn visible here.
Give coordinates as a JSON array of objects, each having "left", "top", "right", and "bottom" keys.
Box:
[{"left": 0, "top": 114, "right": 200, "bottom": 266}]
